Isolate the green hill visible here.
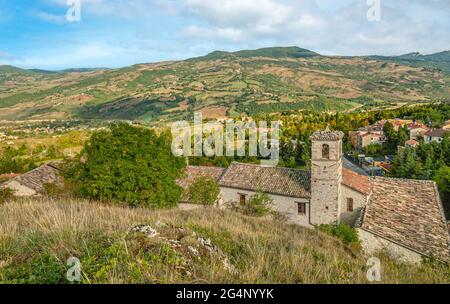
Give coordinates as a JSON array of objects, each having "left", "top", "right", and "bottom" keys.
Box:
[
  {"left": 0, "top": 198, "right": 448, "bottom": 284},
  {"left": 0, "top": 47, "right": 449, "bottom": 122},
  {"left": 370, "top": 50, "right": 450, "bottom": 72},
  {"left": 195, "top": 46, "right": 320, "bottom": 61},
  {"left": 0, "top": 65, "right": 35, "bottom": 75}
]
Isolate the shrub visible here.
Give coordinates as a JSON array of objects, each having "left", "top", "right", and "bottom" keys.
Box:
[
  {"left": 0, "top": 188, "right": 14, "bottom": 204},
  {"left": 317, "top": 224, "right": 360, "bottom": 246},
  {"left": 188, "top": 177, "right": 220, "bottom": 206},
  {"left": 63, "top": 123, "right": 186, "bottom": 208},
  {"left": 232, "top": 191, "right": 274, "bottom": 216}
]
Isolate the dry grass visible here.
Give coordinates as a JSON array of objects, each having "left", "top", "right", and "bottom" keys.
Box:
[{"left": 0, "top": 197, "right": 449, "bottom": 284}]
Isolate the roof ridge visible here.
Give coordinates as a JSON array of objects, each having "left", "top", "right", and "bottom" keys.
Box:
[
  {"left": 229, "top": 161, "right": 310, "bottom": 174},
  {"left": 370, "top": 176, "right": 436, "bottom": 184}
]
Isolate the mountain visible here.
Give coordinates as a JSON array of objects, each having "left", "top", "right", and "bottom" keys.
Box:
[
  {"left": 0, "top": 65, "right": 35, "bottom": 75},
  {"left": 0, "top": 47, "right": 449, "bottom": 122},
  {"left": 369, "top": 50, "right": 450, "bottom": 72},
  {"left": 194, "top": 46, "right": 320, "bottom": 61}
]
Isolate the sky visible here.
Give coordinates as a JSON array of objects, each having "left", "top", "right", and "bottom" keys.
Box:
[{"left": 0, "top": 0, "right": 449, "bottom": 70}]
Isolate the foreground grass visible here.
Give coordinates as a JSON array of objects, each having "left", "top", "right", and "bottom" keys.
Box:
[{"left": 0, "top": 198, "right": 449, "bottom": 284}]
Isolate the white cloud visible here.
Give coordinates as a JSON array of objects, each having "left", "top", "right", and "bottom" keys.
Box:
[{"left": 0, "top": 44, "right": 124, "bottom": 69}]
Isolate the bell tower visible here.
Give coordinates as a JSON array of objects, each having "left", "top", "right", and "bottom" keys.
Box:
[{"left": 310, "top": 127, "right": 344, "bottom": 225}]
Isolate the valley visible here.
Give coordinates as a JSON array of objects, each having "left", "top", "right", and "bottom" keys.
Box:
[{"left": 0, "top": 47, "right": 449, "bottom": 124}]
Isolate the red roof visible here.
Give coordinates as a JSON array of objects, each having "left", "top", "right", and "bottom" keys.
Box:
[
  {"left": 0, "top": 173, "right": 21, "bottom": 181},
  {"left": 342, "top": 169, "right": 371, "bottom": 195},
  {"left": 405, "top": 139, "right": 419, "bottom": 146}
]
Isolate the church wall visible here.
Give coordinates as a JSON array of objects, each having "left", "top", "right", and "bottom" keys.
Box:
[
  {"left": 357, "top": 228, "right": 423, "bottom": 264},
  {"left": 340, "top": 185, "right": 368, "bottom": 226},
  {"left": 220, "top": 187, "right": 312, "bottom": 228}
]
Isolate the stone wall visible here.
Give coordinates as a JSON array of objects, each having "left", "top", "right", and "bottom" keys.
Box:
[
  {"left": 340, "top": 185, "right": 368, "bottom": 226},
  {"left": 220, "top": 187, "right": 312, "bottom": 227},
  {"left": 1, "top": 180, "right": 36, "bottom": 197},
  {"left": 357, "top": 228, "right": 423, "bottom": 264}
]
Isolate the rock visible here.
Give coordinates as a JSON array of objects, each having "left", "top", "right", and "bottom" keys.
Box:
[{"left": 130, "top": 225, "right": 159, "bottom": 238}]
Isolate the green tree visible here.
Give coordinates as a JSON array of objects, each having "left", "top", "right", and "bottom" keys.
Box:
[
  {"left": 434, "top": 166, "right": 450, "bottom": 213},
  {"left": 243, "top": 191, "right": 274, "bottom": 216},
  {"left": 63, "top": 123, "right": 186, "bottom": 208},
  {"left": 188, "top": 177, "right": 220, "bottom": 206}
]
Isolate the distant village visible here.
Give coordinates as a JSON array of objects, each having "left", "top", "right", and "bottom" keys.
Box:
[{"left": 348, "top": 118, "right": 450, "bottom": 177}]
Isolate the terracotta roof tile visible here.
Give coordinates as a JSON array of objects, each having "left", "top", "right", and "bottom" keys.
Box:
[
  {"left": 342, "top": 169, "right": 371, "bottom": 195},
  {"left": 361, "top": 177, "right": 450, "bottom": 261}
]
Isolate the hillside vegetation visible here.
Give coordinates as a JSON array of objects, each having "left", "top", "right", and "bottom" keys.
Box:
[
  {"left": 0, "top": 198, "right": 449, "bottom": 284},
  {"left": 0, "top": 47, "right": 449, "bottom": 122}
]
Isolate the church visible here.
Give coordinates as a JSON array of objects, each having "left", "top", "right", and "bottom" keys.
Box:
[{"left": 179, "top": 128, "right": 450, "bottom": 263}]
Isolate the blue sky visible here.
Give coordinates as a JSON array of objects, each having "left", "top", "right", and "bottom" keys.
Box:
[{"left": 0, "top": 0, "right": 449, "bottom": 70}]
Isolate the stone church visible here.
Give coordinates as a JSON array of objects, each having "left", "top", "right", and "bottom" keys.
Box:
[{"left": 179, "top": 128, "right": 450, "bottom": 263}]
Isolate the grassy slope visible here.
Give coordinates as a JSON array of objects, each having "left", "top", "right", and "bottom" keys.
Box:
[
  {"left": 0, "top": 198, "right": 449, "bottom": 284},
  {"left": 0, "top": 47, "right": 449, "bottom": 122}
]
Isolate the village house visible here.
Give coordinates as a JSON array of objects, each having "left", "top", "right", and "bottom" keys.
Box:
[
  {"left": 349, "top": 129, "right": 385, "bottom": 150},
  {"left": 375, "top": 118, "right": 413, "bottom": 131},
  {"left": 0, "top": 162, "right": 62, "bottom": 196},
  {"left": 407, "top": 122, "right": 430, "bottom": 140},
  {"left": 442, "top": 120, "right": 450, "bottom": 130},
  {"left": 424, "top": 129, "right": 449, "bottom": 144},
  {"left": 405, "top": 139, "right": 420, "bottom": 148}
]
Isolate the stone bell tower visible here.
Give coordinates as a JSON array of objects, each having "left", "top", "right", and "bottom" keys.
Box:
[{"left": 310, "top": 127, "right": 344, "bottom": 225}]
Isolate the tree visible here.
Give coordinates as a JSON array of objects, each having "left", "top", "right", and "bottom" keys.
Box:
[
  {"left": 434, "top": 166, "right": 450, "bottom": 214},
  {"left": 188, "top": 177, "right": 220, "bottom": 206},
  {"left": 63, "top": 123, "right": 186, "bottom": 208},
  {"left": 243, "top": 191, "right": 274, "bottom": 216}
]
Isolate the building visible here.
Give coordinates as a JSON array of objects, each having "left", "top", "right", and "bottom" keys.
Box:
[
  {"left": 424, "top": 129, "right": 449, "bottom": 144},
  {"left": 405, "top": 139, "right": 420, "bottom": 148},
  {"left": 408, "top": 122, "right": 430, "bottom": 140},
  {"left": 0, "top": 162, "right": 62, "bottom": 196},
  {"left": 349, "top": 130, "right": 385, "bottom": 150},
  {"left": 375, "top": 119, "right": 413, "bottom": 131},
  {"left": 180, "top": 128, "right": 449, "bottom": 263},
  {"left": 441, "top": 120, "right": 450, "bottom": 130}
]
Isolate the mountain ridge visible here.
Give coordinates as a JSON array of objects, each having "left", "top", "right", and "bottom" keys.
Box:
[{"left": 0, "top": 47, "right": 449, "bottom": 122}]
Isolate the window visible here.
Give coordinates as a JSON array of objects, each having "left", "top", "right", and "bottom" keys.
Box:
[
  {"left": 347, "top": 198, "right": 354, "bottom": 212},
  {"left": 297, "top": 202, "right": 306, "bottom": 215},
  {"left": 239, "top": 193, "right": 247, "bottom": 206},
  {"left": 322, "top": 144, "right": 330, "bottom": 159}
]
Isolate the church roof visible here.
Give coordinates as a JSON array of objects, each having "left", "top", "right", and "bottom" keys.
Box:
[
  {"left": 359, "top": 177, "right": 450, "bottom": 261},
  {"left": 219, "top": 162, "right": 311, "bottom": 198},
  {"left": 342, "top": 168, "right": 371, "bottom": 195}
]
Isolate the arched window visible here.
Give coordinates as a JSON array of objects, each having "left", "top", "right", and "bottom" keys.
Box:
[{"left": 322, "top": 144, "right": 330, "bottom": 159}]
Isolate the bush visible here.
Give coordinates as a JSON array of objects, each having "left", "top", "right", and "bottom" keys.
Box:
[
  {"left": 317, "top": 224, "right": 360, "bottom": 246},
  {"left": 188, "top": 177, "right": 220, "bottom": 206},
  {"left": 232, "top": 191, "right": 274, "bottom": 216},
  {"left": 0, "top": 188, "right": 14, "bottom": 204},
  {"left": 63, "top": 123, "right": 186, "bottom": 208}
]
